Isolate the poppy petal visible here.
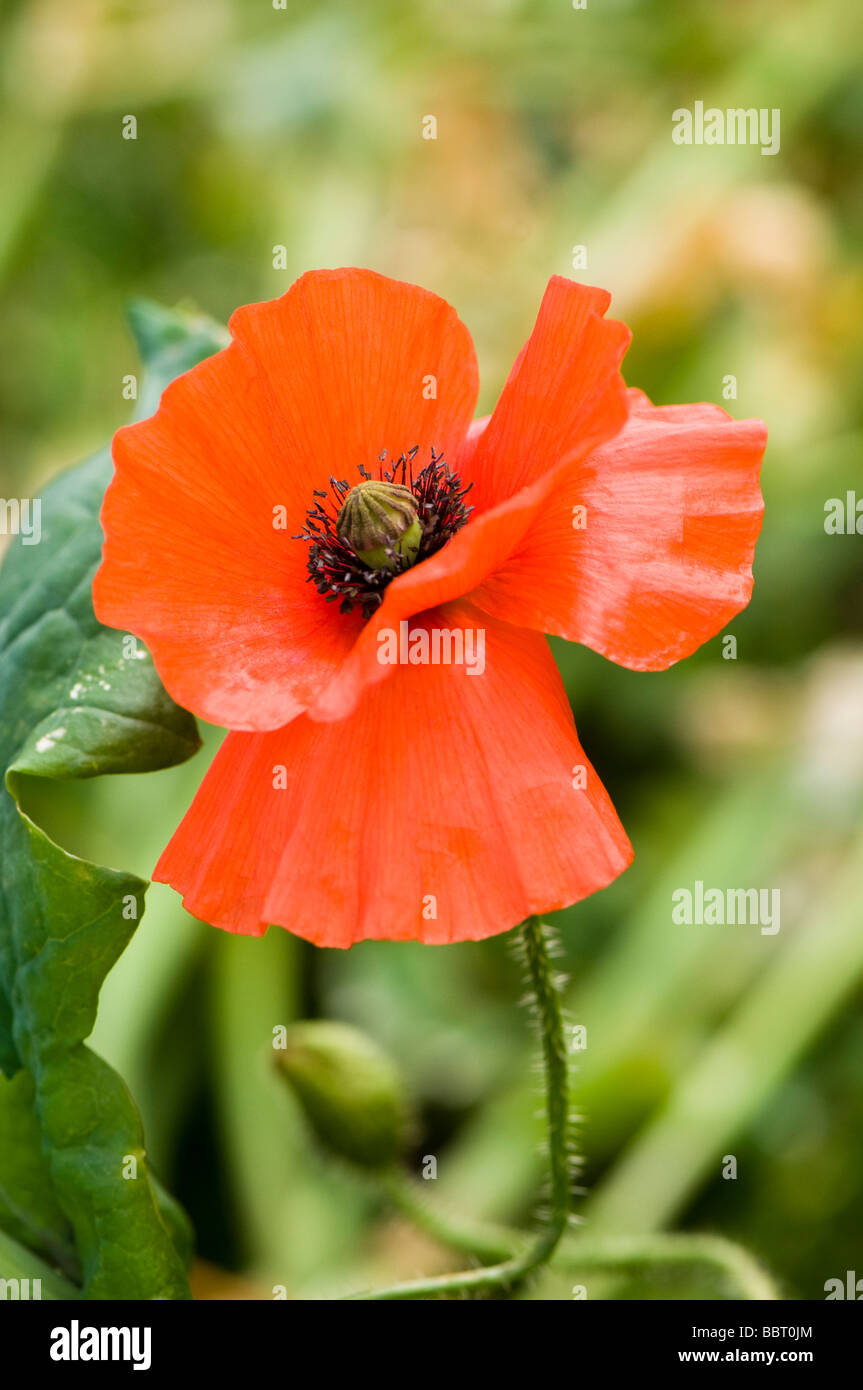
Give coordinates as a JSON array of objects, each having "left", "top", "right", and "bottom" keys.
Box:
[
  {"left": 463, "top": 277, "right": 631, "bottom": 515},
  {"left": 94, "top": 268, "right": 479, "bottom": 730},
  {"left": 154, "top": 606, "right": 633, "bottom": 946},
  {"left": 470, "top": 390, "right": 767, "bottom": 670}
]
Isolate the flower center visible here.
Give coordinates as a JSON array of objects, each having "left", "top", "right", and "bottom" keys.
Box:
[{"left": 296, "top": 447, "right": 473, "bottom": 619}]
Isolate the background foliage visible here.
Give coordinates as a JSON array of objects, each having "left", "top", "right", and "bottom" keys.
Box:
[{"left": 1, "top": 0, "right": 861, "bottom": 1298}]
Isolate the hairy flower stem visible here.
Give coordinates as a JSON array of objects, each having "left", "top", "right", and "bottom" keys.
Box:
[{"left": 349, "top": 917, "right": 572, "bottom": 1300}]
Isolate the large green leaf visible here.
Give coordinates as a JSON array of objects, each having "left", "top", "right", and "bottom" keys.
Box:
[
  {"left": 0, "top": 303, "right": 227, "bottom": 1298},
  {"left": 0, "top": 1070, "right": 78, "bottom": 1280}
]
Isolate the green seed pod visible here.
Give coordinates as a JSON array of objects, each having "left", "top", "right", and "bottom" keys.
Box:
[
  {"left": 336, "top": 480, "right": 422, "bottom": 570},
  {"left": 274, "top": 1021, "right": 409, "bottom": 1169}
]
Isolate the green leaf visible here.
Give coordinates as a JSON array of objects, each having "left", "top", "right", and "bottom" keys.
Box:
[
  {"left": 0, "top": 1070, "right": 79, "bottom": 1280},
  {"left": 0, "top": 302, "right": 227, "bottom": 1298}
]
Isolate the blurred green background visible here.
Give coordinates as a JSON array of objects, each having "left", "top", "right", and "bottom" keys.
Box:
[{"left": 2, "top": 0, "right": 862, "bottom": 1298}]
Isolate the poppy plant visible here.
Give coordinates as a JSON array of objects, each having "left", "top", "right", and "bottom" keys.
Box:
[{"left": 94, "top": 269, "right": 766, "bottom": 948}]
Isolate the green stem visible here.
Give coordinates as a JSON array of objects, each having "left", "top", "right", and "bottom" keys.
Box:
[
  {"left": 379, "top": 1167, "right": 522, "bottom": 1265},
  {"left": 0, "top": 1228, "right": 82, "bottom": 1300},
  {"left": 561, "top": 1233, "right": 782, "bottom": 1301},
  {"left": 349, "top": 917, "right": 572, "bottom": 1300}
]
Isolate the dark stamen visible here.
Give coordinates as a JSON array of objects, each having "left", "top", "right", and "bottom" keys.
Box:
[{"left": 294, "top": 447, "right": 473, "bottom": 619}]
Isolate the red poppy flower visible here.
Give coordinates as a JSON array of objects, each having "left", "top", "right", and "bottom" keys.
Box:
[{"left": 93, "top": 269, "right": 766, "bottom": 947}]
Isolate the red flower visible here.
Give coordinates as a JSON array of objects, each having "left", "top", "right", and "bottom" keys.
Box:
[{"left": 93, "top": 270, "right": 766, "bottom": 947}]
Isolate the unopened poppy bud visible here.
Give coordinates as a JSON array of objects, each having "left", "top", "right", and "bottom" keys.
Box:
[
  {"left": 336, "top": 480, "right": 422, "bottom": 570},
  {"left": 274, "top": 1021, "right": 408, "bottom": 1168}
]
